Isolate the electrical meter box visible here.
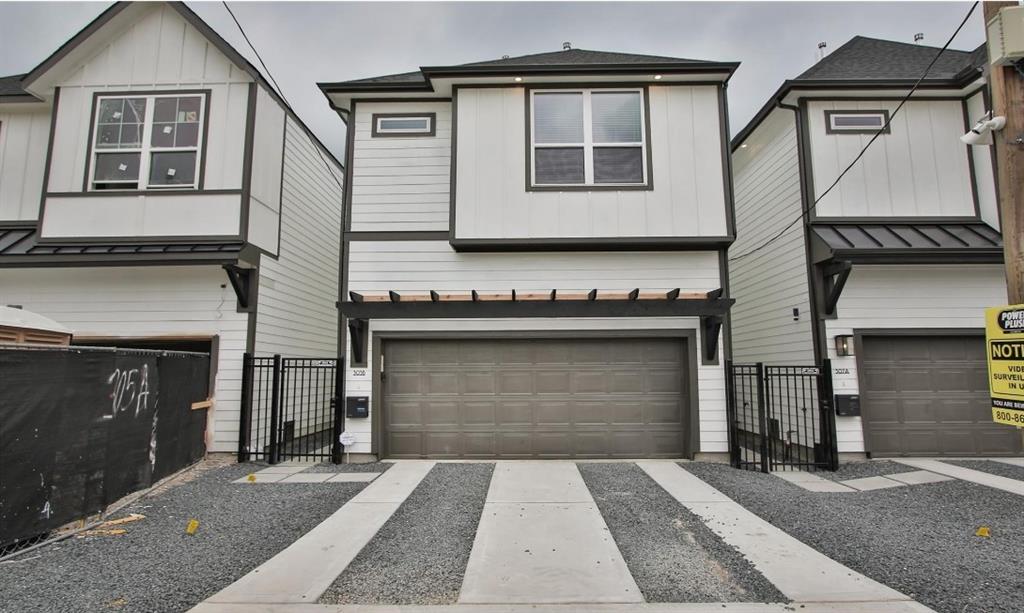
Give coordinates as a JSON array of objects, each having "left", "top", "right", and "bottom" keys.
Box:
[
  {"left": 988, "top": 6, "right": 1024, "bottom": 65},
  {"left": 346, "top": 396, "right": 369, "bottom": 418}
]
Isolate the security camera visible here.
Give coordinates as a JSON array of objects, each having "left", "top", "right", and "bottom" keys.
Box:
[{"left": 961, "top": 112, "right": 1007, "bottom": 146}]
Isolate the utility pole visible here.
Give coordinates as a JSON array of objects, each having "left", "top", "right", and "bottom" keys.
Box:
[{"left": 985, "top": 1, "right": 1024, "bottom": 303}]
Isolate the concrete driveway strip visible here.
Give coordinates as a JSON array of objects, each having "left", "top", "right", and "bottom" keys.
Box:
[
  {"left": 204, "top": 461, "right": 436, "bottom": 606},
  {"left": 191, "top": 600, "right": 936, "bottom": 612},
  {"left": 458, "top": 462, "right": 643, "bottom": 604},
  {"left": 893, "top": 458, "right": 1024, "bottom": 496},
  {"left": 639, "top": 462, "right": 922, "bottom": 607}
]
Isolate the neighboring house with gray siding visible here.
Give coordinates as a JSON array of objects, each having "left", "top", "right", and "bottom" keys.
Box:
[
  {"left": 731, "top": 36, "right": 1017, "bottom": 459},
  {"left": 0, "top": 2, "right": 344, "bottom": 454},
  {"left": 320, "top": 47, "right": 739, "bottom": 460}
]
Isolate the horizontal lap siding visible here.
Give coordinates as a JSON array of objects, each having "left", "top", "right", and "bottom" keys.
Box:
[
  {"left": 343, "top": 243, "right": 726, "bottom": 455},
  {"left": 350, "top": 102, "right": 452, "bottom": 232},
  {"left": 825, "top": 264, "right": 1007, "bottom": 452},
  {"left": 730, "top": 110, "right": 815, "bottom": 364},
  {"left": 0, "top": 266, "right": 249, "bottom": 453},
  {"left": 253, "top": 116, "right": 343, "bottom": 357}
]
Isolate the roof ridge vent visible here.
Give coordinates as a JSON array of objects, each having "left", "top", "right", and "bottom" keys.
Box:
[{"left": 562, "top": 41, "right": 572, "bottom": 51}]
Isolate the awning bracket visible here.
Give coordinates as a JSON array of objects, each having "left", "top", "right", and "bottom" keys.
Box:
[
  {"left": 700, "top": 314, "right": 723, "bottom": 363},
  {"left": 821, "top": 261, "right": 852, "bottom": 317},
  {"left": 223, "top": 265, "right": 254, "bottom": 310}
]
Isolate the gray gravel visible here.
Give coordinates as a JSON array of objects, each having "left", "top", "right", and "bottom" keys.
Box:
[
  {"left": 946, "top": 459, "right": 1024, "bottom": 482},
  {"left": 684, "top": 462, "right": 1024, "bottom": 613},
  {"left": 320, "top": 462, "right": 493, "bottom": 605},
  {"left": 0, "top": 461, "right": 365, "bottom": 613},
  {"left": 815, "top": 460, "right": 915, "bottom": 482},
  {"left": 304, "top": 461, "right": 394, "bottom": 474},
  {"left": 578, "top": 463, "right": 785, "bottom": 603}
]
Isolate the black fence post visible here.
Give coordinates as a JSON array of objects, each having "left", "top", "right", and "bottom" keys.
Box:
[
  {"left": 819, "top": 358, "right": 839, "bottom": 471},
  {"left": 755, "top": 362, "right": 770, "bottom": 474},
  {"left": 724, "top": 360, "right": 739, "bottom": 468},
  {"left": 268, "top": 354, "right": 282, "bottom": 465},
  {"left": 331, "top": 354, "right": 346, "bottom": 464},
  {"left": 237, "top": 352, "right": 254, "bottom": 463}
]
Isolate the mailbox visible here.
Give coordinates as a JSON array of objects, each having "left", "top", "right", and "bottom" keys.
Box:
[
  {"left": 834, "top": 394, "right": 861, "bottom": 417},
  {"left": 346, "top": 396, "right": 369, "bottom": 418}
]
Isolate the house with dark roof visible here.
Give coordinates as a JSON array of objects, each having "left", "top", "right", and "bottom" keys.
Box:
[
  {"left": 730, "top": 36, "right": 1016, "bottom": 458},
  {"left": 0, "top": 2, "right": 344, "bottom": 454},
  {"left": 319, "top": 46, "right": 740, "bottom": 460}
]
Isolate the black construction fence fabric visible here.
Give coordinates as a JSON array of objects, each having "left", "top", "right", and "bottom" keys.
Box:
[{"left": 0, "top": 346, "right": 209, "bottom": 547}]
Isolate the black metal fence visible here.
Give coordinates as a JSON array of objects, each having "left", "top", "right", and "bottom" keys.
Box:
[
  {"left": 237, "top": 353, "right": 343, "bottom": 464},
  {"left": 725, "top": 359, "right": 838, "bottom": 472}
]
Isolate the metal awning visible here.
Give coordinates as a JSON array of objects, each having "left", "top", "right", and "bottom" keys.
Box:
[{"left": 809, "top": 221, "right": 1003, "bottom": 264}]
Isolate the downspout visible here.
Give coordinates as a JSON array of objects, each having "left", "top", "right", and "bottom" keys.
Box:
[
  {"left": 776, "top": 101, "right": 826, "bottom": 365},
  {"left": 332, "top": 103, "right": 353, "bottom": 464}
]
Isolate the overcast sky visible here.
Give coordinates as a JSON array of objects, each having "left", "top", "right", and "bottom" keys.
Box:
[{"left": 0, "top": 1, "right": 985, "bottom": 160}]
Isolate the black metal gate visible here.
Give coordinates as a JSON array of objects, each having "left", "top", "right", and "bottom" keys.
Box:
[
  {"left": 237, "top": 353, "right": 344, "bottom": 464},
  {"left": 725, "top": 359, "right": 838, "bottom": 472}
]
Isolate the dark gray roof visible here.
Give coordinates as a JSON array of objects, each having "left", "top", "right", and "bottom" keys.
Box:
[
  {"left": 0, "top": 74, "right": 33, "bottom": 99},
  {"left": 795, "top": 36, "right": 983, "bottom": 82},
  {"left": 810, "top": 221, "right": 1003, "bottom": 264},
  {"left": 0, "top": 224, "right": 249, "bottom": 267},
  {"left": 324, "top": 48, "right": 732, "bottom": 89}
]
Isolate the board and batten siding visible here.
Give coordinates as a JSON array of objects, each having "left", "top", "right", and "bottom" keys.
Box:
[
  {"left": 966, "top": 90, "right": 999, "bottom": 230},
  {"left": 350, "top": 101, "right": 452, "bottom": 232},
  {"left": 730, "top": 109, "right": 816, "bottom": 364},
  {"left": 253, "top": 115, "right": 343, "bottom": 357},
  {"left": 342, "top": 241, "right": 726, "bottom": 455},
  {"left": 807, "top": 99, "right": 975, "bottom": 218},
  {"left": 453, "top": 85, "right": 728, "bottom": 240},
  {"left": 0, "top": 266, "right": 249, "bottom": 453},
  {"left": 41, "top": 3, "right": 250, "bottom": 238},
  {"left": 246, "top": 86, "right": 286, "bottom": 254},
  {"left": 0, "top": 106, "right": 50, "bottom": 220},
  {"left": 825, "top": 264, "right": 1006, "bottom": 453}
]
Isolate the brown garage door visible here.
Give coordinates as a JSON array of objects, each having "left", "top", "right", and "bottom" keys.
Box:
[
  {"left": 860, "top": 334, "right": 1022, "bottom": 457},
  {"left": 381, "top": 337, "right": 690, "bottom": 459}
]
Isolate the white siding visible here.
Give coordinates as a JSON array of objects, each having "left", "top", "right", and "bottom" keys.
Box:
[
  {"left": 350, "top": 101, "right": 451, "bottom": 232},
  {"left": 342, "top": 241, "right": 725, "bottom": 455},
  {"left": 253, "top": 116, "right": 343, "bottom": 356},
  {"left": 966, "top": 90, "right": 999, "bottom": 229},
  {"left": 247, "top": 86, "right": 286, "bottom": 253},
  {"left": 0, "top": 106, "right": 50, "bottom": 220},
  {"left": 454, "top": 85, "right": 728, "bottom": 240},
  {"left": 343, "top": 319, "right": 726, "bottom": 456},
  {"left": 730, "top": 109, "right": 816, "bottom": 364},
  {"left": 808, "top": 99, "right": 975, "bottom": 218},
  {"left": 41, "top": 192, "right": 241, "bottom": 238},
  {"left": 0, "top": 266, "right": 249, "bottom": 453},
  {"left": 46, "top": 3, "right": 251, "bottom": 195},
  {"left": 825, "top": 264, "right": 1006, "bottom": 452}
]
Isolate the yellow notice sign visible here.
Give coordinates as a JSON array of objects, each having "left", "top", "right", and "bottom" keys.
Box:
[{"left": 985, "top": 304, "right": 1024, "bottom": 427}]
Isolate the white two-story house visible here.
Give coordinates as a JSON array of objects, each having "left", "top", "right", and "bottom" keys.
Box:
[
  {"left": 0, "top": 1, "right": 344, "bottom": 454},
  {"left": 320, "top": 47, "right": 739, "bottom": 460},
  {"left": 731, "top": 36, "right": 1018, "bottom": 458}
]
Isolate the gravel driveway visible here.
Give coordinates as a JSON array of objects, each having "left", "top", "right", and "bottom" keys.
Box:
[
  {"left": 685, "top": 462, "right": 1024, "bottom": 613},
  {"left": 0, "top": 461, "right": 365, "bottom": 613}
]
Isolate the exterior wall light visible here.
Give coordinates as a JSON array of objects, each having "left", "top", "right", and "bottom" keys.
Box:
[
  {"left": 514, "top": 77, "right": 523, "bottom": 82},
  {"left": 834, "top": 335, "right": 854, "bottom": 357},
  {"left": 653, "top": 74, "right": 663, "bottom": 80}
]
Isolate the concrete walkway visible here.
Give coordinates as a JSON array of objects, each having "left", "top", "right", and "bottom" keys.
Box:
[
  {"left": 458, "top": 462, "right": 642, "bottom": 604},
  {"left": 192, "top": 603, "right": 935, "bottom": 613},
  {"left": 894, "top": 458, "right": 1024, "bottom": 496}
]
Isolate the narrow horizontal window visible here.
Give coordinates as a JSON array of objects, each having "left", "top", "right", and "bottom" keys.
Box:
[
  {"left": 825, "top": 110, "right": 890, "bottom": 134},
  {"left": 530, "top": 88, "right": 649, "bottom": 188},
  {"left": 88, "top": 92, "right": 207, "bottom": 191},
  {"left": 371, "top": 113, "right": 435, "bottom": 137}
]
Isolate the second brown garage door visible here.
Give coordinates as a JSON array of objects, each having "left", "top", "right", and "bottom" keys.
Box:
[
  {"left": 381, "top": 337, "right": 690, "bottom": 459},
  {"left": 859, "top": 334, "right": 1022, "bottom": 457}
]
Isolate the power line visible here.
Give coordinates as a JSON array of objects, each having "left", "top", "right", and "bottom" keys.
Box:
[
  {"left": 730, "top": 1, "right": 979, "bottom": 262},
  {"left": 221, "top": 1, "right": 344, "bottom": 192}
]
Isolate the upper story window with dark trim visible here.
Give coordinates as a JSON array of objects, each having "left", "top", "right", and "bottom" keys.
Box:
[
  {"left": 824, "top": 110, "right": 891, "bottom": 135},
  {"left": 371, "top": 113, "right": 436, "bottom": 137},
  {"left": 88, "top": 92, "right": 208, "bottom": 191},
  {"left": 529, "top": 88, "right": 650, "bottom": 190}
]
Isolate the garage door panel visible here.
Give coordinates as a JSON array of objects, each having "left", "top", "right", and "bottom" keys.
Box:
[
  {"left": 861, "top": 335, "right": 1022, "bottom": 457},
  {"left": 381, "top": 338, "right": 690, "bottom": 459}
]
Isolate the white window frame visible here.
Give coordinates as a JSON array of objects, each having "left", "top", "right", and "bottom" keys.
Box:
[
  {"left": 529, "top": 87, "right": 648, "bottom": 188},
  {"left": 87, "top": 92, "right": 207, "bottom": 191},
  {"left": 825, "top": 110, "right": 890, "bottom": 135},
  {"left": 372, "top": 114, "right": 434, "bottom": 137}
]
